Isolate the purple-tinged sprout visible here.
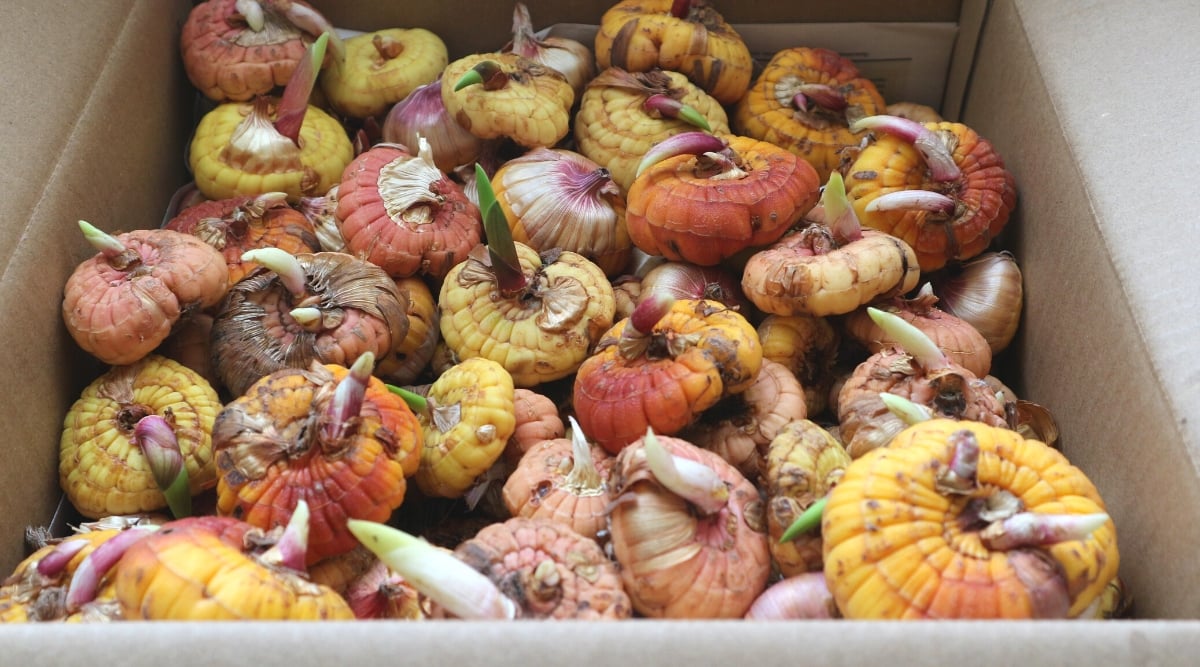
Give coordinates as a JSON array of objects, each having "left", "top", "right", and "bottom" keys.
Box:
[
  {"left": 618, "top": 291, "right": 675, "bottom": 359},
  {"left": 635, "top": 131, "right": 728, "bottom": 178},
  {"left": 820, "top": 172, "right": 862, "bottom": 244},
  {"left": 35, "top": 539, "right": 90, "bottom": 579},
  {"left": 629, "top": 290, "right": 675, "bottom": 336},
  {"left": 851, "top": 114, "right": 962, "bottom": 183},
  {"left": 936, "top": 429, "right": 980, "bottom": 494},
  {"left": 982, "top": 512, "right": 1110, "bottom": 551},
  {"left": 792, "top": 84, "right": 848, "bottom": 113},
  {"left": 319, "top": 352, "right": 374, "bottom": 446},
  {"left": 134, "top": 415, "right": 192, "bottom": 519},
  {"left": 670, "top": 0, "right": 692, "bottom": 19},
  {"left": 259, "top": 499, "right": 312, "bottom": 572},
  {"left": 65, "top": 526, "right": 158, "bottom": 611},
  {"left": 642, "top": 94, "right": 712, "bottom": 132},
  {"left": 275, "top": 32, "right": 329, "bottom": 145},
  {"left": 865, "top": 189, "right": 958, "bottom": 215}
]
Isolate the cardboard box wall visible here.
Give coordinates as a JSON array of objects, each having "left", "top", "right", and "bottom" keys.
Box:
[{"left": 3, "top": 0, "right": 1200, "bottom": 662}]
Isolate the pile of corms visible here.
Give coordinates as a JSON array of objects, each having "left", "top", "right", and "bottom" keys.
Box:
[{"left": 2, "top": 0, "right": 1128, "bottom": 623}]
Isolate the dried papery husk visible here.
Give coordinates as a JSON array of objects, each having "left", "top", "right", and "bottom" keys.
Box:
[
  {"left": 744, "top": 572, "right": 840, "bottom": 620},
  {"left": 164, "top": 192, "right": 321, "bottom": 285},
  {"left": 756, "top": 314, "right": 839, "bottom": 417},
  {"left": 843, "top": 284, "right": 993, "bottom": 378},
  {"left": 336, "top": 140, "right": 483, "bottom": 280},
  {"left": 296, "top": 186, "right": 345, "bottom": 253},
  {"left": 1013, "top": 400, "right": 1061, "bottom": 451},
  {"left": 928, "top": 251, "right": 1024, "bottom": 353},
  {"left": 574, "top": 67, "right": 730, "bottom": 192},
  {"left": 343, "top": 558, "right": 430, "bottom": 620},
  {"left": 640, "top": 261, "right": 751, "bottom": 315},
  {"left": 1087, "top": 576, "right": 1133, "bottom": 619},
  {"left": 503, "top": 388, "right": 566, "bottom": 466},
  {"left": 762, "top": 419, "right": 851, "bottom": 576},
  {"left": 214, "top": 360, "right": 422, "bottom": 564},
  {"left": 492, "top": 148, "right": 632, "bottom": 277},
  {"left": 611, "top": 276, "right": 642, "bottom": 321},
  {"left": 59, "top": 355, "right": 221, "bottom": 520},
  {"left": 681, "top": 359, "right": 807, "bottom": 479},
  {"left": 455, "top": 517, "right": 632, "bottom": 619},
  {"left": 210, "top": 250, "right": 409, "bottom": 397},
  {"left": 500, "top": 431, "right": 615, "bottom": 540},
  {"left": 382, "top": 80, "right": 488, "bottom": 172},
  {"left": 375, "top": 276, "right": 440, "bottom": 386},
  {"left": 608, "top": 433, "right": 770, "bottom": 618},
  {"left": 504, "top": 2, "right": 594, "bottom": 96}
]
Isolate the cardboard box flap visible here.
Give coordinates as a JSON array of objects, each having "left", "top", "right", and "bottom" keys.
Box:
[
  {"left": 963, "top": 0, "right": 1200, "bottom": 619},
  {"left": 0, "top": 0, "right": 193, "bottom": 571}
]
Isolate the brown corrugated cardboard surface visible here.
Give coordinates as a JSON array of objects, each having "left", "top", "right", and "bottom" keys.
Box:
[
  {"left": 0, "top": 0, "right": 194, "bottom": 572},
  {"left": 3, "top": 0, "right": 1200, "bottom": 662},
  {"left": 963, "top": 0, "right": 1200, "bottom": 620}
]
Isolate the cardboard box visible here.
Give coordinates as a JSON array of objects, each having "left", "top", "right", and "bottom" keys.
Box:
[{"left": 4, "top": 0, "right": 1200, "bottom": 662}]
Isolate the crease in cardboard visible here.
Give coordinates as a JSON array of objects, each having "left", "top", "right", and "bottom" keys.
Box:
[{"left": 941, "top": 0, "right": 989, "bottom": 119}]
